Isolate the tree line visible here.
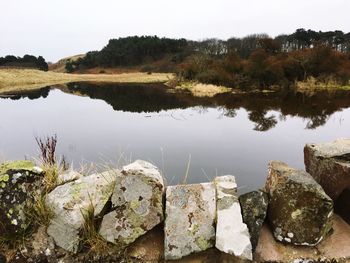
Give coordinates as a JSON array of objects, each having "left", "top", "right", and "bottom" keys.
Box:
[
  {"left": 65, "top": 36, "right": 189, "bottom": 72},
  {"left": 0, "top": 55, "right": 48, "bottom": 71},
  {"left": 66, "top": 29, "right": 350, "bottom": 89}
]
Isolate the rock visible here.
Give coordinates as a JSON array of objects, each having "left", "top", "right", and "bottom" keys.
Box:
[
  {"left": 316, "top": 214, "right": 350, "bottom": 260},
  {"left": 0, "top": 160, "right": 44, "bottom": 237},
  {"left": 46, "top": 170, "right": 117, "bottom": 253},
  {"left": 265, "top": 161, "right": 333, "bottom": 246},
  {"left": 57, "top": 170, "right": 83, "bottom": 184},
  {"left": 215, "top": 175, "right": 252, "bottom": 260},
  {"left": 254, "top": 223, "right": 319, "bottom": 262},
  {"left": 0, "top": 254, "right": 6, "bottom": 263},
  {"left": 99, "top": 160, "right": 164, "bottom": 247},
  {"left": 239, "top": 190, "right": 268, "bottom": 251},
  {"left": 164, "top": 183, "right": 216, "bottom": 260},
  {"left": 254, "top": 215, "right": 350, "bottom": 262},
  {"left": 125, "top": 225, "right": 164, "bottom": 262},
  {"left": 31, "top": 226, "right": 55, "bottom": 257},
  {"left": 304, "top": 138, "right": 350, "bottom": 200},
  {"left": 335, "top": 188, "right": 350, "bottom": 224}
]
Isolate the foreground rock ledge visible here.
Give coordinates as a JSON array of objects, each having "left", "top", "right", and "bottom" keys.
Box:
[
  {"left": 215, "top": 175, "right": 252, "bottom": 260},
  {"left": 266, "top": 161, "right": 333, "bottom": 246},
  {"left": 304, "top": 138, "right": 350, "bottom": 200},
  {"left": 99, "top": 160, "right": 164, "bottom": 247},
  {"left": 164, "top": 183, "right": 216, "bottom": 260},
  {"left": 46, "top": 170, "right": 117, "bottom": 253}
]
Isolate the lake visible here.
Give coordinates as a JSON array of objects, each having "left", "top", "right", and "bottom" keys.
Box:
[{"left": 1, "top": 83, "right": 350, "bottom": 193}]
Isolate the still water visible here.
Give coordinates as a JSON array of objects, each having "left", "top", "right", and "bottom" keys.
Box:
[{"left": 1, "top": 83, "right": 350, "bottom": 193}]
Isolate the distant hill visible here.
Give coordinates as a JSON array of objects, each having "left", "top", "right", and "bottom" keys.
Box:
[{"left": 49, "top": 54, "right": 85, "bottom": 72}]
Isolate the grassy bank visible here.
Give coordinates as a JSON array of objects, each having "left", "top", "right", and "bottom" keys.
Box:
[
  {"left": 295, "top": 77, "right": 350, "bottom": 93},
  {"left": 0, "top": 69, "right": 174, "bottom": 94},
  {"left": 174, "top": 81, "right": 231, "bottom": 97}
]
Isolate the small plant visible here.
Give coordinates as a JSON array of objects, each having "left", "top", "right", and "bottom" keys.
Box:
[{"left": 35, "top": 134, "right": 57, "bottom": 166}]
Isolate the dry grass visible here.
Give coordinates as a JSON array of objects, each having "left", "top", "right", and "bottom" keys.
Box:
[
  {"left": 0, "top": 69, "right": 174, "bottom": 94},
  {"left": 175, "top": 81, "right": 231, "bottom": 97},
  {"left": 295, "top": 76, "right": 350, "bottom": 93},
  {"left": 80, "top": 203, "right": 114, "bottom": 256}
]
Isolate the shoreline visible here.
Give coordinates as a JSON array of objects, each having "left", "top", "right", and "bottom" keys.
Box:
[
  {"left": 0, "top": 69, "right": 174, "bottom": 94},
  {"left": 1, "top": 68, "right": 350, "bottom": 97}
]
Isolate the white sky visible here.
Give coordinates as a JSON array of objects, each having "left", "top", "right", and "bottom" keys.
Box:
[{"left": 1, "top": 0, "right": 349, "bottom": 62}]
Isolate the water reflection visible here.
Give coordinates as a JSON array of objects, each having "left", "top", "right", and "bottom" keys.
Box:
[
  {"left": 2, "top": 83, "right": 350, "bottom": 131},
  {"left": 60, "top": 82, "right": 350, "bottom": 131}
]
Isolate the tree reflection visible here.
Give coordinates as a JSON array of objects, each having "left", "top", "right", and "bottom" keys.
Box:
[{"left": 248, "top": 110, "right": 278, "bottom": 131}]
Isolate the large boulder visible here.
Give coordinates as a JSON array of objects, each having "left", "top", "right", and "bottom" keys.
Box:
[
  {"left": 304, "top": 138, "right": 350, "bottom": 200},
  {"left": 265, "top": 161, "right": 333, "bottom": 246},
  {"left": 164, "top": 183, "right": 216, "bottom": 260},
  {"left": 0, "top": 160, "right": 44, "bottom": 237},
  {"left": 254, "top": 215, "right": 350, "bottom": 262},
  {"left": 215, "top": 176, "right": 252, "bottom": 260},
  {"left": 46, "top": 170, "right": 117, "bottom": 253},
  {"left": 239, "top": 190, "right": 268, "bottom": 251},
  {"left": 99, "top": 160, "right": 164, "bottom": 247}
]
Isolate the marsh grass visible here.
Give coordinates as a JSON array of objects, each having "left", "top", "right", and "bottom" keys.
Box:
[{"left": 0, "top": 69, "right": 174, "bottom": 94}]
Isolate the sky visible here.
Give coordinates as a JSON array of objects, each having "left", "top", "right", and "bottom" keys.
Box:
[{"left": 1, "top": 0, "right": 349, "bottom": 62}]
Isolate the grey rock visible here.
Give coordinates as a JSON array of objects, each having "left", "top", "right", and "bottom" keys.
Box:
[
  {"left": 164, "top": 182, "right": 216, "bottom": 260},
  {"left": 57, "top": 170, "right": 83, "bottom": 185},
  {"left": 99, "top": 160, "right": 164, "bottom": 247},
  {"left": 304, "top": 138, "right": 350, "bottom": 200},
  {"left": 215, "top": 175, "right": 252, "bottom": 260},
  {"left": 46, "top": 170, "right": 117, "bottom": 253},
  {"left": 239, "top": 189, "right": 268, "bottom": 251},
  {"left": 266, "top": 161, "right": 333, "bottom": 246},
  {"left": 0, "top": 160, "right": 44, "bottom": 237}
]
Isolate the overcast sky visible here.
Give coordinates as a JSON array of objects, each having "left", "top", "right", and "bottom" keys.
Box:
[{"left": 1, "top": 0, "right": 349, "bottom": 62}]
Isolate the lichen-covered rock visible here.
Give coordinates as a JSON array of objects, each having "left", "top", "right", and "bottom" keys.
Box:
[
  {"left": 0, "top": 160, "right": 44, "bottom": 237},
  {"left": 239, "top": 190, "right": 268, "bottom": 251},
  {"left": 304, "top": 139, "right": 350, "bottom": 200},
  {"left": 215, "top": 175, "right": 252, "bottom": 260},
  {"left": 164, "top": 183, "right": 216, "bottom": 260},
  {"left": 46, "top": 170, "right": 117, "bottom": 253},
  {"left": 99, "top": 160, "right": 164, "bottom": 247},
  {"left": 266, "top": 161, "right": 333, "bottom": 246}
]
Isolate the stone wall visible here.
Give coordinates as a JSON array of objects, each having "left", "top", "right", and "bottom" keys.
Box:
[{"left": 0, "top": 139, "right": 350, "bottom": 262}]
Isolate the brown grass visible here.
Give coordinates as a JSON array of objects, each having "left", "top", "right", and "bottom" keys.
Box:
[
  {"left": 0, "top": 69, "right": 174, "bottom": 94},
  {"left": 175, "top": 81, "right": 231, "bottom": 97}
]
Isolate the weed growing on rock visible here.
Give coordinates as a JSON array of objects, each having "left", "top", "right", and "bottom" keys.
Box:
[{"left": 80, "top": 201, "right": 111, "bottom": 256}]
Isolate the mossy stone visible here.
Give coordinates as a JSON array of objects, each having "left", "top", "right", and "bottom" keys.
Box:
[{"left": 0, "top": 160, "right": 44, "bottom": 237}]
